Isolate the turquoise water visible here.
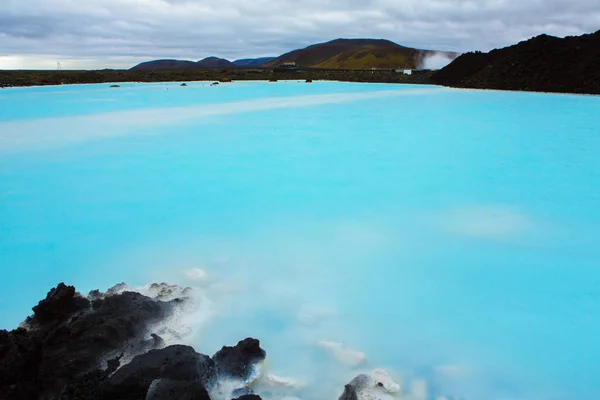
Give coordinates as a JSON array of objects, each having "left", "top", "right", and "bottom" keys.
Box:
[{"left": 1, "top": 81, "right": 599, "bottom": 399}]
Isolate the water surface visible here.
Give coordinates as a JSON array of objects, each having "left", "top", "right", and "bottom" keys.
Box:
[{"left": 1, "top": 81, "right": 599, "bottom": 400}]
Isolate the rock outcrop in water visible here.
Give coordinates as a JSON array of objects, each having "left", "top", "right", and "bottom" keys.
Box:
[
  {"left": 432, "top": 29, "right": 600, "bottom": 94},
  {"left": 213, "top": 338, "right": 266, "bottom": 381},
  {"left": 337, "top": 369, "right": 401, "bottom": 400},
  {"left": 0, "top": 282, "right": 401, "bottom": 400},
  {"left": 0, "top": 283, "right": 266, "bottom": 400}
]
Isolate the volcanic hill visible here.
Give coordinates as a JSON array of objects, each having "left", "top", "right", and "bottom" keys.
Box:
[{"left": 432, "top": 30, "right": 600, "bottom": 94}]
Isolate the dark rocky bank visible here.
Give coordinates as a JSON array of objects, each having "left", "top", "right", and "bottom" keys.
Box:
[
  {"left": 0, "top": 68, "right": 433, "bottom": 88},
  {"left": 432, "top": 29, "right": 600, "bottom": 95},
  {"left": 0, "top": 283, "right": 266, "bottom": 400}
]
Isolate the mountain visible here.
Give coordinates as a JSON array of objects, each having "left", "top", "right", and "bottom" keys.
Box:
[
  {"left": 266, "top": 38, "right": 457, "bottom": 70},
  {"left": 431, "top": 30, "right": 600, "bottom": 94},
  {"left": 197, "top": 57, "right": 233, "bottom": 68},
  {"left": 131, "top": 57, "right": 233, "bottom": 71},
  {"left": 232, "top": 57, "right": 276, "bottom": 67},
  {"left": 130, "top": 59, "right": 199, "bottom": 71},
  {"left": 130, "top": 39, "right": 457, "bottom": 71}
]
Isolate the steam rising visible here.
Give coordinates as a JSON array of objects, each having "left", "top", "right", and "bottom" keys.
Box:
[{"left": 419, "top": 52, "right": 458, "bottom": 70}]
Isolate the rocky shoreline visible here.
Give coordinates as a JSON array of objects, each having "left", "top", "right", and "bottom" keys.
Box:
[
  {"left": 0, "top": 69, "right": 433, "bottom": 88},
  {"left": 0, "top": 283, "right": 401, "bottom": 400},
  {"left": 0, "top": 283, "right": 267, "bottom": 400}
]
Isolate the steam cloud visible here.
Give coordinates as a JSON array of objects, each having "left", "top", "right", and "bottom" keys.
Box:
[{"left": 419, "top": 52, "right": 459, "bottom": 70}]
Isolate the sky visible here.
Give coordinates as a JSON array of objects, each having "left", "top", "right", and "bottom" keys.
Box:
[{"left": 1, "top": 0, "right": 599, "bottom": 70}]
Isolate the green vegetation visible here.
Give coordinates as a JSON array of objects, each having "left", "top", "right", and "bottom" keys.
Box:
[
  {"left": 313, "top": 50, "right": 416, "bottom": 69},
  {"left": 266, "top": 38, "right": 456, "bottom": 70}
]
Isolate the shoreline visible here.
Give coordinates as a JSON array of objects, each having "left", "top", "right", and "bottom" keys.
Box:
[
  {"left": 2, "top": 69, "right": 598, "bottom": 96},
  {"left": 444, "top": 85, "right": 600, "bottom": 98},
  {"left": 0, "top": 68, "right": 434, "bottom": 89},
  {"left": 0, "top": 79, "right": 437, "bottom": 90}
]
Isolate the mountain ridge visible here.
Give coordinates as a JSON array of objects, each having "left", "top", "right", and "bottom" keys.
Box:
[
  {"left": 266, "top": 38, "right": 457, "bottom": 69},
  {"left": 131, "top": 56, "right": 234, "bottom": 71},
  {"left": 232, "top": 57, "right": 276, "bottom": 67},
  {"left": 130, "top": 39, "right": 458, "bottom": 71}
]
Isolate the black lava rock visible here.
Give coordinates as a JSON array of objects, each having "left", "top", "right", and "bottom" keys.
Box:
[
  {"left": 212, "top": 338, "right": 266, "bottom": 381},
  {"left": 0, "top": 283, "right": 182, "bottom": 399},
  {"left": 105, "top": 345, "right": 216, "bottom": 399},
  {"left": 146, "top": 379, "right": 210, "bottom": 400},
  {"left": 0, "top": 282, "right": 273, "bottom": 400},
  {"left": 31, "top": 283, "right": 90, "bottom": 324}
]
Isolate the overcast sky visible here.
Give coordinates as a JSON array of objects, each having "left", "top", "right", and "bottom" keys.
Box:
[{"left": 1, "top": 0, "right": 599, "bottom": 69}]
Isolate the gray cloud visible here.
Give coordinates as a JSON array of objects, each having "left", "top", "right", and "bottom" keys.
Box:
[{"left": 1, "top": 0, "right": 599, "bottom": 69}]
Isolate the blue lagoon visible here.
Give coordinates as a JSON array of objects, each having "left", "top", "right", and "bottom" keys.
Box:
[{"left": 1, "top": 81, "right": 599, "bottom": 399}]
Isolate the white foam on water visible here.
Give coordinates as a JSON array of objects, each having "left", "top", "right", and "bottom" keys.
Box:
[
  {"left": 251, "top": 373, "right": 307, "bottom": 400},
  {"left": 317, "top": 341, "right": 367, "bottom": 366},
  {"left": 184, "top": 267, "right": 209, "bottom": 283},
  {"left": 210, "top": 362, "right": 263, "bottom": 400},
  {"left": 263, "top": 373, "right": 305, "bottom": 388},
  {"left": 407, "top": 380, "right": 428, "bottom": 400}
]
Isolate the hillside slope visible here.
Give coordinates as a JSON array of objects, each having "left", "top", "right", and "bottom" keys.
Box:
[
  {"left": 129, "top": 39, "right": 457, "bottom": 71},
  {"left": 197, "top": 57, "right": 233, "bottom": 68},
  {"left": 131, "top": 57, "right": 233, "bottom": 71},
  {"left": 232, "top": 57, "right": 276, "bottom": 67},
  {"left": 431, "top": 30, "right": 600, "bottom": 94},
  {"left": 267, "top": 38, "right": 456, "bottom": 69},
  {"left": 130, "top": 59, "right": 198, "bottom": 71}
]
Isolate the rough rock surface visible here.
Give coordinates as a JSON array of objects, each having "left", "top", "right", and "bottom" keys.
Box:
[
  {"left": 231, "top": 387, "right": 255, "bottom": 397},
  {"left": 1, "top": 282, "right": 386, "bottom": 400},
  {"left": 339, "top": 384, "right": 359, "bottom": 400},
  {"left": 105, "top": 345, "right": 216, "bottom": 399},
  {"left": 0, "top": 282, "right": 213, "bottom": 400},
  {"left": 0, "top": 282, "right": 179, "bottom": 399},
  {"left": 432, "top": 29, "right": 600, "bottom": 94},
  {"left": 145, "top": 379, "right": 210, "bottom": 400},
  {"left": 337, "top": 369, "right": 401, "bottom": 400},
  {"left": 213, "top": 338, "right": 266, "bottom": 381},
  {"left": 146, "top": 378, "right": 210, "bottom": 400}
]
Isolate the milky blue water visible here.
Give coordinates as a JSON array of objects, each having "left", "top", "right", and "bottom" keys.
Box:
[{"left": 1, "top": 81, "right": 599, "bottom": 400}]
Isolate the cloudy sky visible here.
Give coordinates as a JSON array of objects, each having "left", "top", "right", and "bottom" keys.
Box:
[{"left": 1, "top": 0, "right": 599, "bottom": 69}]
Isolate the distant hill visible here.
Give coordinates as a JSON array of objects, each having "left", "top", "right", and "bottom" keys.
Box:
[
  {"left": 266, "top": 38, "right": 457, "bottom": 70},
  {"left": 130, "top": 59, "right": 199, "bottom": 71},
  {"left": 197, "top": 57, "right": 233, "bottom": 68},
  {"left": 130, "top": 39, "right": 457, "bottom": 71},
  {"left": 131, "top": 57, "right": 233, "bottom": 71},
  {"left": 232, "top": 57, "right": 276, "bottom": 67},
  {"left": 432, "top": 30, "right": 600, "bottom": 94}
]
